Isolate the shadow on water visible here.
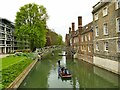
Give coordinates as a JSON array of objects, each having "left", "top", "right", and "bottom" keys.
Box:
[{"left": 19, "top": 51, "right": 120, "bottom": 89}]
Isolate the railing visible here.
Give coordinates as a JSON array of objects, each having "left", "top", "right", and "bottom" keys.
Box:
[
  {"left": 0, "top": 37, "right": 5, "bottom": 40},
  {"left": 0, "top": 30, "right": 5, "bottom": 33},
  {"left": 0, "top": 44, "right": 5, "bottom": 46}
]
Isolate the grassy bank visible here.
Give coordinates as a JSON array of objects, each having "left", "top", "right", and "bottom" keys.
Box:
[{"left": 1, "top": 53, "right": 34, "bottom": 89}]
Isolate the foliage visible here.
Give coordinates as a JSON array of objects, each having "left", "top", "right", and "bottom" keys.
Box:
[
  {"left": 15, "top": 3, "right": 49, "bottom": 51},
  {"left": 14, "top": 49, "right": 31, "bottom": 53},
  {"left": 2, "top": 58, "right": 33, "bottom": 88},
  {"left": 2, "top": 56, "right": 27, "bottom": 70},
  {"left": 45, "top": 29, "right": 64, "bottom": 46}
]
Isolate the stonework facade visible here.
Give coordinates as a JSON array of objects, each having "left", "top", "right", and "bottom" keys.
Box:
[
  {"left": 65, "top": 0, "right": 120, "bottom": 75},
  {"left": 92, "top": 1, "right": 120, "bottom": 75}
]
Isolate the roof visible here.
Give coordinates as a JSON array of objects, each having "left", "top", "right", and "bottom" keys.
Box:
[
  {"left": 0, "top": 17, "right": 14, "bottom": 27},
  {"left": 92, "top": 1, "right": 109, "bottom": 13},
  {"left": 81, "top": 21, "right": 93, "bottom": 34}
]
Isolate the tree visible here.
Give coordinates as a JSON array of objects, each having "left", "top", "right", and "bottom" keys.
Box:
[
  {"left": 15, "top": 3, "right": 48, "bottom": 51},
  {"left": 45, "top": 29, "right": 64, "bottom": 46},
  {"left": 57, "top": 35, "right": 63, "bottom": 45}
]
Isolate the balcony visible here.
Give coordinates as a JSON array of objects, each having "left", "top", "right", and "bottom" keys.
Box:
[
  {"left": 6, "top": 44, "right": 12, "bottom": 47},
  {"left": 6, "top": 32, "right": 12, "bottom": 35},
  {"left": 0, "top": 44, "right": 5, "bottom": 47},
  {"left": 0, "top": 37, "right": 5, "bottom": 40},
  {"left": 0, "top": 30, "right": 5, "bottom": 34}
]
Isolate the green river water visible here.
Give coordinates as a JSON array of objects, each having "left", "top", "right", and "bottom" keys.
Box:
[{"left": 19, "top": 51, "right": 120, "bottom": 89}]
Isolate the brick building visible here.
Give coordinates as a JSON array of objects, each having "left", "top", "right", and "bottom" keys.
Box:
[
  {"left": 92, "top": 1, "right": 120, "bottom": 74},
  {"left": 79, "top": 22, "right": 93, "bottom": 64},
  {"left": 65, "top": 16, "right": 94, "bottom": 64}
]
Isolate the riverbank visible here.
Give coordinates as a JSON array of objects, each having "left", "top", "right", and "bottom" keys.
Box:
[
  {"left": 1, "top": 46, "right": 61, "bottom": 89},
  {"left": 75, "top": 52, "right": 120, "bottom": 75}
]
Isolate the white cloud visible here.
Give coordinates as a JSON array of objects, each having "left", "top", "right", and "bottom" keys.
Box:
[{"left": 0, "top": 0, "right": 100, "bottom": 41}]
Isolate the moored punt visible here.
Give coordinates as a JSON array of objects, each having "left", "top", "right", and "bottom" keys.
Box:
[{"left": 59, "top": 73, "right": 72, "bottom": 78}]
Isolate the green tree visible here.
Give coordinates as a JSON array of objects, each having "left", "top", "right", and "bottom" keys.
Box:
[
  {"left": 45, "top": 29, "right": 64, "bottom": 46},
  {"left": 15, "top": 3, "right": 48, "bottom": 51},
  {"left": 57, "top": 34, "right": 63, "bottom": 45}
]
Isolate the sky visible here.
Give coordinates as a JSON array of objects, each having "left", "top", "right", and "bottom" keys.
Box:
[{"left": 0, "top": 0, "right": 99, "bottom": 41}]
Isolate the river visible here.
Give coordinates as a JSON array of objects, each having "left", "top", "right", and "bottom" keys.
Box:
[{"left": 19, "top": 51, "right": 120, "bottom": 89}]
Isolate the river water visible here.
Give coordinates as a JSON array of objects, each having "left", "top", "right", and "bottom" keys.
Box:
[{"left": 19, "top": 51, "right": 120, "bottom": 89}]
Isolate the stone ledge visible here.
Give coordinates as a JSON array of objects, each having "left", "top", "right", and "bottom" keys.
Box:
[{"left": 6, "top": 60, "right": 37, "bottom": 89}]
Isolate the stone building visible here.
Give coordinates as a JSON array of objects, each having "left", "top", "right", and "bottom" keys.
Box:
[{"left": 92, "top": 1, "right": 120, "bottom": 74}]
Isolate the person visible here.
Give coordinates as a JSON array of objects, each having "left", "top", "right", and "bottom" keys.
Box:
[
  {"left": 61, "top": 67, "right": 65, "bottom": 74},
  {"left": 58, "top": 66, "right": 61, "bottom": 75},
  {"left": 64, "top": 69, "right": 67, "bottom": 74},
  {"left": 58, "top": 60, "right": 60, "bottom": 66}
]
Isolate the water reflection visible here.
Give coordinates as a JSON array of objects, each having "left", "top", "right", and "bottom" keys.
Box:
[{"left": 19, "top": 51, "right": 120, "bottom": 89}]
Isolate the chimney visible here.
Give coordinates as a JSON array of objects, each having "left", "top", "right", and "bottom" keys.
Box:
[
  {"left": 72, "top": 22, "right": 75, "bottom": 32},
  {"left": 78, "top": 16, "right": 82, "bottom": 31},
  {"left": 69, "top": 27, "right": 71, "bottom": 34}
]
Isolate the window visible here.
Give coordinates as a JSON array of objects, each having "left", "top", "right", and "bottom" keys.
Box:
[
  {"left": 104, "top": 42, "right": 108, "bottom": 51},
  {"left": 86, "top": 26, "right": 88, "bottom": 29},
  {"left": 103, "top": 23, "right": 108, "bottom": 35},
  {"left": 103, "top": 7, "right": 108, "bottom": 16},
  {"left": 88, "top": 45, "right": 91, "bottom": 52},
  {"left": 85, "top": 35, "right": 87, "bottom": 41},
  {"left": 94, "top": 13, "right": 98, "bottom": 21},
  {"left": 116, "top": 18, "right": 120, "bottom": 32},
  {"left": 95, "top": 26, "right": 99, "bottom": 36},
  {"left": 88, "top": 33, "right": 91, "bottom": 41},
  {"left": 81, "top": 35, "right": 84, "bottom": 42},
  {"left": 117, "top": 41, "right": 120, "bottom": 52},
  {"left": 116, "top": 0, "right": 120, "bottom": 9},
  {"left": 96, "top": 42, "right": 99, "bottom": 51}
]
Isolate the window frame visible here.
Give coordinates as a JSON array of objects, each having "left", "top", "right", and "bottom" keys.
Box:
[
  {"left": 116, "top": 18, "right": 120, "bottom": 32},
  {"left": 103, "top": 6, "right": 108, "bottom": 17},
  {"left": 96, "top": 42, "right": 99, "bottom": 51},
  {"left": 94, "top": 13, "right": 98, "bottom": 21},
  {"left": 81, "top": 35, "right": 84, "bottom": 42},
  {"left": 95, "top": 26, "right": 99, "bottom": 37},
  {"left": 116, "top": 0, "right": 120, "bottom": 10},
  {"left": 88, "top": 33, "right": 91, "bottom": 41},
  {"left": 88, "top": 45, "right": 91, "bottom": 52},
  {"left": 104, "top": 42, "right": 108, "bottom": 51},
  {"left": 85, "top": 35, "right": 87, "bottom": 41},
  {"left": 103, "top": 23, "right": 108, "bottom": 35}
]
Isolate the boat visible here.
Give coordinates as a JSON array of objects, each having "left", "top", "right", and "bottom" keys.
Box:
[
  {"left": 59, "top": 73, "right": 72, "bottom": 78},
  {"left": 58, "top": 67, "right": 72, "bottom": 78}
]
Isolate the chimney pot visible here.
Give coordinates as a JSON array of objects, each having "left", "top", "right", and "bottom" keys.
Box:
[
  {"left": 72, "top": 22, "right": 75, "bottom": 32},
  {"left": 78, "top": 16, "right": 82, "bottom": 30}
]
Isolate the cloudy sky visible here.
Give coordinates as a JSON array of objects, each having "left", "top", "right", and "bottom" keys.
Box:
[{"left": 0, "top": 0, "right": 99, "bottom": 41}]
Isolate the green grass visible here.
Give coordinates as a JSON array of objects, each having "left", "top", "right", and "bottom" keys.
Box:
[
  {"left": 1, "top": 54, "right": 34, "bottom": 89},
  {"left": 1, "top": 55, "right": 27, "bottom": 69}
]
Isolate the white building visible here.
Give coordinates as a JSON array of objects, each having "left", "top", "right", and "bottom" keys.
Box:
[{"left": 0, "top": 18, "right": 16, "bottom": 54}]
